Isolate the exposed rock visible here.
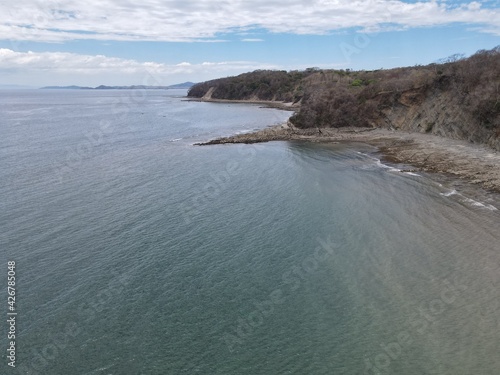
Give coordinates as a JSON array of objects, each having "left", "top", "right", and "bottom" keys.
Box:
[{"left": 196, "top": 125, "right": 500, "bottom": 193}]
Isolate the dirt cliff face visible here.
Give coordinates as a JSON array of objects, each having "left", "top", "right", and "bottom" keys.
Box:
[{"left": 378, "top": 87, "right": 500, "bottom": 151}]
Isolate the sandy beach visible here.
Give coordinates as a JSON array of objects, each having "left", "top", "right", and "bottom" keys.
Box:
[{"left": 197, "top": 124, "right": 500, "bottom": 193}]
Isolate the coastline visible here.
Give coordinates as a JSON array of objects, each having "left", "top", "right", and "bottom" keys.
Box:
[
  {"left": 196, "top": 124, "right": 500, "bottom": 193},
  {"left": 184, "top": 97, "right": 298, "bottom": 111}
]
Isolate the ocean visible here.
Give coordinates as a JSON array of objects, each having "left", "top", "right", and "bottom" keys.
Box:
[{"left": 1, "top": 89, "right": 499, "bottom": 375}]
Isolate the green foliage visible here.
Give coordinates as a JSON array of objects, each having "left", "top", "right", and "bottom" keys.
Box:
[{"left": 351, "top": 79, "right": 363, "bottom": 87}]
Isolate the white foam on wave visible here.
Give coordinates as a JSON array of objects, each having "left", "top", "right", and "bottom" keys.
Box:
[
  {"left": 357, "top": 152, "right": 422, "bottom": 176},
  {"left": 440, "top": 189, "right": 458, "bottom": 197},
  {"left": 462, "top": 197, "right": 498, "bottom": 211},
  {"left": 440, "top": 189, "right": 498, "bottom": 211},
  {"left": 170, "top": 138, "right": 182, "bottom": 142},
  {"left": 466, "top": 198, "right": 485, "bottom": 207},
  {"left": 375, "top": 159, "right": 401, "bottom": 172}
]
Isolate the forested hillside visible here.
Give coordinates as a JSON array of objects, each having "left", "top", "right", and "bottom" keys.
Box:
[
  {"left": 187, "top": 68, "right": 321, "bottom": 102},
  {"left": 188, "top": 47, "right": 500, "bottom": 149}
]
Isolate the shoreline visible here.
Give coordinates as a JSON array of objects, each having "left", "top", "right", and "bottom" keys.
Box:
[
  {"left": 196, "top": 124, "right": 500, "bottom": 193},
  {"left": 183, "top": 97, "right": 298, "bottom": 111}
]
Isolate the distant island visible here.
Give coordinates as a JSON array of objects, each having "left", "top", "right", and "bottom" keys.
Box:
[{"left": 40, "top": 82, "right": 195, "bottom": 90}]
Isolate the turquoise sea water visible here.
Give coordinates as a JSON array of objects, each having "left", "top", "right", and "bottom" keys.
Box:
[{"left": 1, "top": 89, "right": 499, "bottom": 374}]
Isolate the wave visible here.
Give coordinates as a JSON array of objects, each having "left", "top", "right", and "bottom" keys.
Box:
[
  {"left": 376, "top": 159, "right": 401, "bottom": 172},
  {"left": 462, "top": 197, "right": 498, "bottom": 211},
  {"left": 358, "top": 152, "right": 496, "bottom": 211},
  {"left": 440, "top": 189, "right": 497, "bottom": 211},
  {"left": 440, "top": 189, "right": 458, "bottom": 197},
  {"left": 356, "top": 152, "right": 421, "bottom": 176}
]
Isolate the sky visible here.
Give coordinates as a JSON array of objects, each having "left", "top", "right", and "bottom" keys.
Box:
[{"left": 0, "top": 0, "right": 499, "bottom": 87}]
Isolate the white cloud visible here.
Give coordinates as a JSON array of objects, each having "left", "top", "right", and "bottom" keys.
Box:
[
  {"left": 0, "top": 48, "right": 281, "bottom": 86},
  {"left": 242, "top": 38, "right": 265, "bottom": 42},
  {"left": 0, "top": 0, "right": 498, "bottom": 43}
]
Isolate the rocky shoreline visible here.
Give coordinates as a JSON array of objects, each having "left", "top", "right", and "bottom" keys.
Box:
[
  {"left": 196, "top": 124, "right": 500, "bottom": 193},
  {"left": 184, "top": 97, "right": 298, "bottom": 111}
]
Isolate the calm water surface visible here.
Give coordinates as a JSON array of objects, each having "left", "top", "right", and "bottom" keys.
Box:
[{"left": 1, "top": 89, "right": 499, "bottom": 374}]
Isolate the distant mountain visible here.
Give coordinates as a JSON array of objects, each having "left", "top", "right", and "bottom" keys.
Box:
[
  {"left": 166, "top": 82, "right": 196, "bottom": 89},
  {"left": 40, "top": 82, "right": 196, "bottom": 90},
  {"left": 40, "top": 85, "right": 93, "bottom": 90},
  {"left": 94, "top": 85, "right": 167, "bottom": 90}
]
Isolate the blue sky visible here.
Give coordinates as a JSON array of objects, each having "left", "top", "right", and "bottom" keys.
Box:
[{"left": 0, "top": 0, "right": 498, "bottom": 87}]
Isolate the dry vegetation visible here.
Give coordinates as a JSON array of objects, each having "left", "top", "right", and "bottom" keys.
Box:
[
  {"left": 188, "top": 47, "right": 500, "bottom": 149},
  {"left": 187, "top": 68, "right": 318, "bottom": 102}
]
